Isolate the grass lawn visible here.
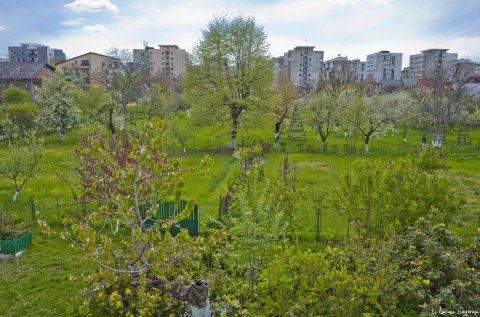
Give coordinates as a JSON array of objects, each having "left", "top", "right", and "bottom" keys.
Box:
[{"left": 0, "top": 114, "right": 479, "bottom": 316}]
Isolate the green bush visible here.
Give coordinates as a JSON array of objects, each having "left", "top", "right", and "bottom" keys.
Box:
[
  {"left": 393, "top": 219, "right": 480, "bottom": 314},
  {"left": 257, "top": 241, "right": 407, "bottom": 316},
  {"left": 7, "top": 103, "right": 39, "bottom": 131},
  {"left": 330, "top": 152, "right": 465, "bottom": 236},
  {"left": 3, "top": 87, "right": 32, "bottom": 104}
]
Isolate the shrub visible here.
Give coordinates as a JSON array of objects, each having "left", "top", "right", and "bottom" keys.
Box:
[
  {"left": 331, "top": 152, "right": 464, "bottom": 236},
  {"left": 7, "top": 103, "right": 39, "bottom": 131},
  {"left": 3, "top": 87, "right": 31, "bottom": 104}
]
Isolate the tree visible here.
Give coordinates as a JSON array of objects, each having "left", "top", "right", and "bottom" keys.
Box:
[
  {"left": 304, "top": 83, "right": 342, "bottom": 148},
  {"left": 269, "top": 69, "right": 297, "bottom": 147},
  {"left": 382, "top": 91, "right": 416, "bottom": 143},
  {"left": 3, "top": 87, "right": 31, "bottom": 104},
  {"left": 37, "top": 72, "right": 80, "bottom": 141},
  {"left": 227, "top": 154, "right": 286, "bottom": 302},
  {"left": 75, "top": 86, "right": 108, "bottom": 125},
  {"left": 0, "top": 134, "right": 43, "bottom": 201},
  {"left": 339, "top": 87, "right": 394, "bottom": 152},
  {"left": 137, "top": 82, "right": 172, "bottom": 119},
  {"left": 67, "top": 119, "right": 212, "bottom": 316},
  {"left": 412, "top": 66, "right": 475, "bottom": 145},
  {"left": 103, "top": 48, "right": 139, "bottom": 133},
  {"left": 185, "top": 15, "right": 273, "bottom": 147}
]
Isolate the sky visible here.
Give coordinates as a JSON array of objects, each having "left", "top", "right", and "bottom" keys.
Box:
[{"left": 1, "top": 0, "right": 480, "bottom": 68}]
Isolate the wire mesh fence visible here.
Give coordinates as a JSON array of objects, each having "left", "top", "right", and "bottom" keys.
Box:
[{"left": 1, "top": 192, "right": 479, "bottom": 243}]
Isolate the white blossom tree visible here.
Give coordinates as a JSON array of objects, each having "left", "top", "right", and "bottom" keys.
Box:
[
  {"left": 37, "top": 72, "right": 80, "bottom": 141},
  {"left": 339, "top": 88, "right": 394, "bottom": 152}
]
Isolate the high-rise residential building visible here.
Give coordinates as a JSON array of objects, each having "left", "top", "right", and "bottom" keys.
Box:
[
  {"left": 276, "top": 46, "right": 323, "bottom": 94},
  {"left": 133, "top": 44, "right": 187, "bottom": 79},
  {"left": 366, "top": 51, "right": 402, "bottom": 82},
  {"left": 323, "top": 55, "right": 359, "bottom": 83},
  {"left": 8, "top": 43, "right": 65, "bottom": 65},
  {"left": 408, "top": 49, "right": 458, "bottom": 78},
  {"left": 451, "top": 59, "right": 480, "bottom": 78},
  {"left": 56, "top": 52, "right": 120, "bottom": 88},
  {"left": 355, "top": 60, "right": 367, "bottom": 82}
]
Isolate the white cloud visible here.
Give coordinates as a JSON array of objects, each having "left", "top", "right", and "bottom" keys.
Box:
[
  {"left": 41, "top": 0, "right": 479, "bottom": 66},
  {"left": 65, "top": 0, "right": 118, "bottom": 13},
  {"left": 0, "top": 25, "right": 5, "bottom": 32},
  {"left": 61, "top": 18, "right": 84, "bottom": 26},
  {"left": 83, "top": 24, "right": 108, "bottom": 33}
]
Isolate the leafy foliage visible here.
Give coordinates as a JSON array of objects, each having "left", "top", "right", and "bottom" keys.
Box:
[
  {"left": 185, "top": 15, "right": 274, "bottom": 147},
  {"left": 3, "top": 87, "right": 31, "bottom": 104},
  {"left": 331, "top": 151, "right": 464, "bottom": 236},
  {"left": 67, "top": 119, "right": 214, "bottom": 316},
  {"left": 0, "top": 134, "right": 44, "bottom": 201}
]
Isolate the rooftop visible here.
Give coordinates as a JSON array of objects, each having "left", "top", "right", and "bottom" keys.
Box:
[{"left": 0, "top": 62, "right": 55, "bottom": 79}]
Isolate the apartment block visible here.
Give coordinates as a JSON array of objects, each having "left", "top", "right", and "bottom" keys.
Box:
[
  {"left": 279, "top": 46, "right": 323, "bottom": 94},
  {"left": 56, "top": 52, "right": 119, "bottom": 87},
  {"left": 323, "top": 55, "right": 360, "bottom": 83},
  {"left": 133, "top": 44, "right": 187, "bottom": 79},
  {"left": 355, "top": 60, "right": 367, "bottom": 82},
  {"left": 366, "top": 51, "right": 402, "bottom": 82},
  {"left": 408, "top": 49, "right": 458, "bottom": 78},
  {"left": 8, "top": 43, "right": 65, "bottom": 65}
]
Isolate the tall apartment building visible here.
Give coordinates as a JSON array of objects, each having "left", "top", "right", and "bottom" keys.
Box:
[
  {"left": 133, "top": 44, "right": 187, "bottom": 79},
  {"left": 323, "top": 55, "right": 361, "bottom": 83},
  {"left": 8, "top": 43, "right": 65, "bottom": 65},
  {"left": 408, "top": 49, "right": 458, "bottom": 78},
  {"left": 278, "top": 46, "right": 323, "bottom": 94},
  {"left": 355, "top": 60, "right": 367, "bottom": 81},
  {"left": 56, "top": 52, "right": 120, "bottom": 87},
  {"left": 451, "top": 59, "right": 480, "bottom": 78},
  {"left": 366, "top": 51, "right": 402, "bottom": 82}
]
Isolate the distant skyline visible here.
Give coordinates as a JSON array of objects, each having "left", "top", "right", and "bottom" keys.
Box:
[{"left": 1, "top": 0, "right": 480, "bottom": 68}]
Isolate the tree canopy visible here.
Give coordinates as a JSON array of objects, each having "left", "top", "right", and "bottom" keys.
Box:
[{"left": 184, "top": 15, "right": 274, "bottom": 147}]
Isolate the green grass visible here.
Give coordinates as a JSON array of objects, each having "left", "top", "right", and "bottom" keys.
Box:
[
  {"left": 0, "top": 226, "right": 92, "bottom": 317},
  {"left": 1, "top": 114, "right": 480, "bottom": 316}
]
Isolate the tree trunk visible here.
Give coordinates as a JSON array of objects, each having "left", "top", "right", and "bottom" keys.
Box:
[
  {"left": 274, "top": 121, "right": 282, "bottom": 149},
  {"left": 60, "top": 132, "right": 65, "bottom": 142},
  {"left": 191, "top": 299, "right": 211, "bottom": 317},
  {"left": 230, "top": 116, "right": 239, "bottom": 148},
  {"left": 364, "top": 135, "right": 370, "bottom": 152},
  {"left": 133, "top": 277, "right": 210, "bottom": 317},
  {"left": 108, "top": 108, "right": 116, "bottom": 140},
  {"left": 12, "top": 190, "right": 19, "bottom": 202}
]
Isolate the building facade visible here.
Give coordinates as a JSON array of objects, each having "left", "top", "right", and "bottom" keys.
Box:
[
  {"left": 355, "top": 60, "right": 367, "bottom": 82},
  {"left": 0, "top": 62, "right": 55, "bottom": 99},
  {"left": 279, "top": 46, "right": 323, "bottom": 94},
  {"left": 133, "top": 44, "right": 187, "bottom": 79},
  {"left": 366, "top": 51, "right": 402, "bottom": 82},
  {"left": 323, "top": 55, "right": 361, "bottom": 83},
  {"left": 408, "top": 49, "right": 458, "bottom": 78},
  {"left": 8, "top": 43, "right": 65, "bottom": 65},
  {"left": 56, "top": 52, "right": 120, "bottom": 87}
]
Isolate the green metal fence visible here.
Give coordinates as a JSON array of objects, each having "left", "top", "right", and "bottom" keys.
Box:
[
  {"left": 139, "top": 199, "right": 199, "bottom": 237},
  {"left": 0, "top": 232, "right": 32, "bottom": 255}
]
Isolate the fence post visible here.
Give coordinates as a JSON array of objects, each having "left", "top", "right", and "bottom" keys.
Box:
[
  {"left": 3, "top": 194, "right": 7, "bottom": 214},
  {"left": 315, "top": 208, "right": 321, "bottom": 243},
  {"left": 30, "top": 196, "right": 35, "bottom": 221}
]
